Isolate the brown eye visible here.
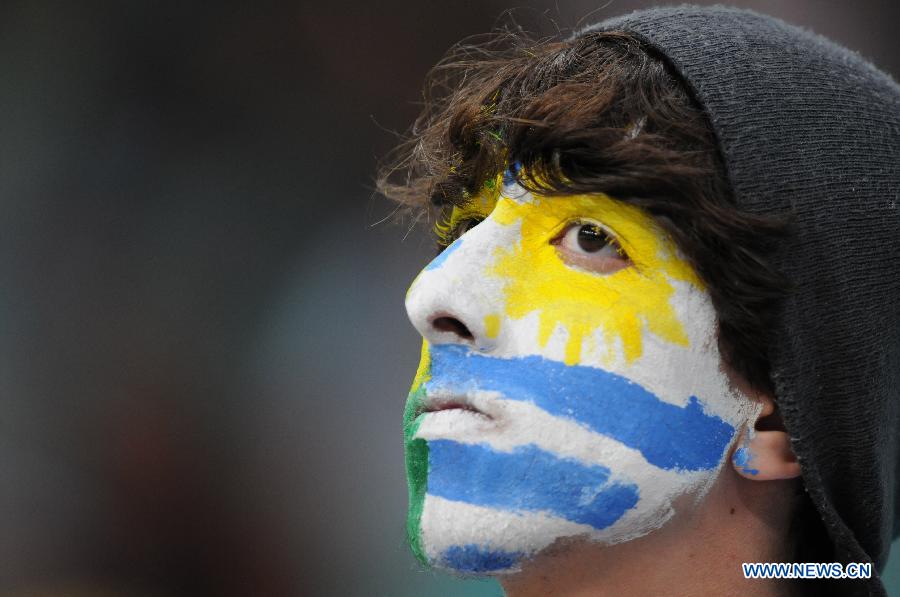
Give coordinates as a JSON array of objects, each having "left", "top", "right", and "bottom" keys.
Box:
[
  {"left": 554, "top": 222, "right": 630, "bottom": 274},
  {"left": 576, "top": 224, "right": 613, "bottom": 253}
]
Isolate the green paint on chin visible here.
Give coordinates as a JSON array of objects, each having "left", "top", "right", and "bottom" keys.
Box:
[{"left": 404, "top": 384, "right": 429, "bottom": 565}]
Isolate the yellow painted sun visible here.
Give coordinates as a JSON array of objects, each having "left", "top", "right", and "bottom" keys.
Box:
[{"left": 488, "top": 192, "right": 703, "bottom": 365}]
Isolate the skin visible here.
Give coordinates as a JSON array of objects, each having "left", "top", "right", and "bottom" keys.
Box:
[{"left": 404, "top": 176, "right": 801, "bottom": 594}]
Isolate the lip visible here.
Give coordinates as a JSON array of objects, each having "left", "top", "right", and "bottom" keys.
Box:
[{"left": 417, "top": 392, "right": 494, "bottom": 422}]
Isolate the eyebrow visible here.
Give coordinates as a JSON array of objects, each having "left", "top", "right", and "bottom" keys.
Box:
[{"left": 430, "top": 163, "right": 521, "bottom": 208}]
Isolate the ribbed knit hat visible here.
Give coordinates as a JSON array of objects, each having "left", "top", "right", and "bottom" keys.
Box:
[{"left": 581, "top": 6, "right": 900, "bottom": 595}]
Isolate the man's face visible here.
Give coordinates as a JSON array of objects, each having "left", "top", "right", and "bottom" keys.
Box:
[{"left": 403, "top": 178, "right": 757, "bottom": 574}]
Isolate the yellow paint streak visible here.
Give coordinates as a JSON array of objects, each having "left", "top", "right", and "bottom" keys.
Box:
[
  {"left": 484, "top": 314, "right": 500, "bottom": 339},
  {"left": 411, "top": 340, "right": 431, "bottom": 393},
  {"left": 490, "top": 193, "right": 702, "bottom": 365}
]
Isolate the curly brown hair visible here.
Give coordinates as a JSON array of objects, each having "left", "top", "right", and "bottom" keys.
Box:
[{"left": 377, "top": 28, "right": 792, "bottom": 397}]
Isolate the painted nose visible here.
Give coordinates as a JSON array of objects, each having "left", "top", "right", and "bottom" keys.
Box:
[
  {"left": 405, "top": 262, "right": 499, "bottom": 352},
  {"left": 405, "top": 216, "right": 513, "bottom": 351},
  {"left": 407, "top": 293, "right": 493, "bottom": 349}
]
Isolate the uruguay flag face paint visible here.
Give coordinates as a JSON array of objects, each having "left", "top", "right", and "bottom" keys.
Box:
[{"left": 403, "top": 178, "right": 758, "bottom": 575}]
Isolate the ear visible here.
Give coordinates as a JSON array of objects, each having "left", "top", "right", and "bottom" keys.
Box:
[{"left": 731, "top": 394, "right": 801, "bottom": 481}]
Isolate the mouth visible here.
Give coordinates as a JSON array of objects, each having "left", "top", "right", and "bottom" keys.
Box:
[
  {"left": 419, "top": 393, "right": 494, "bottom": 421},
  {"left": 412, "top": 388, "right": 505, "bottom": 441}
]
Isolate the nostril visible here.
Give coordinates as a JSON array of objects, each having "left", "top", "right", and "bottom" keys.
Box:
[{"left": 431, "top": 316, "right": 474, "bottom": 340}]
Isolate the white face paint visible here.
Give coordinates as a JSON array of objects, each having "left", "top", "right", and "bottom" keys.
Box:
[{"left": 402, "top": 179, "right": 758, "bottom": 575}]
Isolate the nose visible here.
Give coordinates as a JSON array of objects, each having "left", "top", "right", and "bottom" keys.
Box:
[
  {"left": 407, "top": 294, "right": 494, "bottom": 349},
  {"left": 405, "top": 239, "right": 501, "bottom": 352}
]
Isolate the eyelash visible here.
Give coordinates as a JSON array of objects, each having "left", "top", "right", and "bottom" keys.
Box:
[
  {"left": 453, "top": 217, "right": 484, "bottom": 237},
  {"left": 436, "top": 215, "right": 629, "bottom": 267},
  {"left": 552, "top": 220, "right": 631, "bottom": 261},
  {"left": 437, "top": 216, "right": 484, "bottom": 249}
]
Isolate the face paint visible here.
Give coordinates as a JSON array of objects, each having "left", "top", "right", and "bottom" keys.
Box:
[
  {"left": 733, "top": 427, "right": 760, "bottom": 476},
  {"left": 403, "top": 177, "right": 759, "bottom": 574}
]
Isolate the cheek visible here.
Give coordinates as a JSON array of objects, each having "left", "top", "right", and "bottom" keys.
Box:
[
  {"left": 415, "top": 402, "right": 740, "bottom": 574},
  {"left": 411, "top": 342, "right": 745, "bottom": 572},
  {"left": 488, "top": 246, "right": 693, "bottom": 370}
]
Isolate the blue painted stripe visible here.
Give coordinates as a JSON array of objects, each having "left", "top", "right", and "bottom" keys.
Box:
[
  {"left": 441, "top": 544, "right": 522, "bottom": 573},
  {"left": 425, "top": 344, "right": 735, "bottom": 471},
  {"left": 427, "top": 440, "right": 639, "bottom": 530},
  {"left": 425, "top": 237, "right": 463, "bottom": 271}
]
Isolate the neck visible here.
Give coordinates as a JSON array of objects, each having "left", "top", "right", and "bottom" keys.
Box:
[{"left": 499, "top": 470, "right": 799, "bottom": 597}]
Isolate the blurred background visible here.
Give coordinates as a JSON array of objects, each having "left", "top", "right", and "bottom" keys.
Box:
[{"left": 1, "top": 1, "right": 898, "bottom": 596}]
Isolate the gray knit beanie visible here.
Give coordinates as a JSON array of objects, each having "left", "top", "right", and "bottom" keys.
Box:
[{"left": 581, "top": 6, "right": 900, "bottom": 595}]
